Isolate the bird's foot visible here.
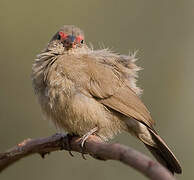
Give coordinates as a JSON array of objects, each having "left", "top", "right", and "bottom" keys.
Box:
[
  {"left": 60, "top": 133, "right": 77, "bottom": 157},
  {"left": 80, "top": 127, "right": 98, "bottom": 159}
]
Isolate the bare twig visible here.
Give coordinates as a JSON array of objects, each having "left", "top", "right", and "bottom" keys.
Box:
[{"left": 0, "top": 133, "right": 176, "bottom": 180}]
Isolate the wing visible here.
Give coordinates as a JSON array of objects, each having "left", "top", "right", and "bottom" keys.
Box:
[
  {"left": 98, "top": 84, "right": 154, "bottom": 127},
  {"left": 79, "top": 53, "right": 155, "bottom": 128}
]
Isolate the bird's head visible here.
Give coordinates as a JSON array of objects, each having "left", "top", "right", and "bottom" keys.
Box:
[{"left": 48, "top": 25, "right": 85, "bottom": 52}]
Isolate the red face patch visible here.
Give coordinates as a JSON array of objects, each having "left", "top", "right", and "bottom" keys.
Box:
[
  {"left": 59, "top": 31, "right": 68, "bottom": 40},
  {"left": 76, "top": 35, "right": 84, "bottom": 43}
]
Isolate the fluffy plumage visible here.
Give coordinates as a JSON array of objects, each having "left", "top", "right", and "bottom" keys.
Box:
[{"left": 32, "top": 25, "right": 181, "bottom": 174}]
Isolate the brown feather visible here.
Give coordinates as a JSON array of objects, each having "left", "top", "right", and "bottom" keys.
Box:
[
  {"left": 61, "top": 53, "right": 154, "bottom": 127},
  {"left": 144, "top": 128, "right": 182, "bottom": 174},
  {"left": 32, "top": 25, "right": 182, "bottom": 174},
  {"left": 98, "top": 85, "right": 154, "bottom": 128}
]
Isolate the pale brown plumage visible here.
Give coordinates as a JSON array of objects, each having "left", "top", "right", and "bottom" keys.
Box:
[{"left": 32, "top": 25, "right": 182, "bottom": 174}]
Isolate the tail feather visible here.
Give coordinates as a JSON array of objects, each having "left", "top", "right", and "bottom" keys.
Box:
[{"left": 145, "top": 128, "right": 182, "bottom": 174}]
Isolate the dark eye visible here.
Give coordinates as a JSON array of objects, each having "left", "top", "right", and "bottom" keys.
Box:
[
  {"left": 56, "top": 34, "right": 61, "bottom": 40},
  {"left": 80, "top": 39, "right": 84, "bottom": 44}
]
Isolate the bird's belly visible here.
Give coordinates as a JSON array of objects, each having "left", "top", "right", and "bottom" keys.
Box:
[{"left": 41, "top": 90, "right": 127, "bottom": 141}]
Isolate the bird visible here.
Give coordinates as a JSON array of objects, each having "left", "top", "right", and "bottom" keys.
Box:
[{"left": 32, "top": 25, "right": 182, "bottom": 174}]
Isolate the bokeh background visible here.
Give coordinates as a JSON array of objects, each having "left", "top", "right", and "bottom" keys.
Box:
[{"left": 1, "top": 0, "right": 194, "bottom": 179}]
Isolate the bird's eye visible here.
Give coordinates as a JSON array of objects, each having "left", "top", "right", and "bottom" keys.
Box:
[{"left": 76, "top": 36, "right": 84, "bottom": 44}]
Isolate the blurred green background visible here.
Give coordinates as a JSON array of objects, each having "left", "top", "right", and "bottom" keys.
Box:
[{"left": 1, "top": 0, "right": 193, "bottom": 179}]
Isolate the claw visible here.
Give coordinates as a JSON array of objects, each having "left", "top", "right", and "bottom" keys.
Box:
[
  {"left": 68, "top": 149, "right": 74, "bottom": 157},
  {"left": 60, "top": 133, "right": 76, "bottom": 157},
  {"left": 81, "top": 150, "right": 87, "bottom": 160},
  {"left": 80, "top": 127, "right": 98, "bottom": 159}
]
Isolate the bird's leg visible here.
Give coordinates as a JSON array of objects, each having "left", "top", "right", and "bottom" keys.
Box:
[
  {"left": 60, "top": 133, "right": 78, "bottom": 157},
  {"left": 80, "top": 127, "right": 98, "bottom": 159},
  {"left": 81, "top": 127, "right": 99, "bottom": 148}
]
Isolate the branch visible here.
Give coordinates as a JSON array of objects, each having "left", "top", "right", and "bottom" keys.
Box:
[{"left": 0, "top": 133, "right": 176, "bottom": 180}]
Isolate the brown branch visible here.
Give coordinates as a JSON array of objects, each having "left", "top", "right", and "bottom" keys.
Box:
[{"left": 0, "top": 133, "right": 176, "bottom": 180}]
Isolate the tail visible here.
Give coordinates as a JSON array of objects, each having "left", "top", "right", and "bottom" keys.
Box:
[{"left": 143, "top": 128, "right": 182, "bottom": 174}]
